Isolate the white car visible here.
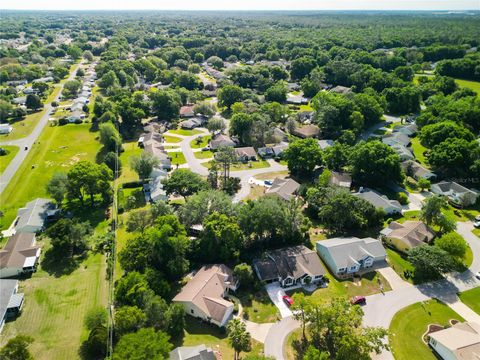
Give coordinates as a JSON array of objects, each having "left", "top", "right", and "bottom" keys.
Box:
[
  {"left": 474, "top": 220, "right": 480, "bottom": 229},
  {"left": 476, "top": 272, "right": 480, "bottom": 280}
]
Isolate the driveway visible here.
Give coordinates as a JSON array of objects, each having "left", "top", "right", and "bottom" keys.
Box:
[
  {"left": 264, "top": 316, "right": 300, "bottom": 360},
  {"left": 377, "top": 265, "right": 412, "bottom": 290},
  {"left": 265, "top": 283, "right": 293, "bottom": 318}
]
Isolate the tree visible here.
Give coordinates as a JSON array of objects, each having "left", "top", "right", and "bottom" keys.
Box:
[
  {"left": 63, "top": 80, "right": 81, "bottom": 98},
  {"left": 162, "top": 169, "right": 208, "bottom": 199},
  {"left": 67, "top": 161, "right": 112, "bottom": 206},
  {"left": 307, "top": 299, "right": 386, "bottom": 359},
  {"left": 227, "top": 318, "right": 252, "bottom": 360},
  {"left": 32, "top": 81, "right": 49, "bottom": 94},
  {"left": 99, "top": 122, "right": 122, "bottom": 151},
  {"left": 419, "top": 121, "right": 475, "bottom": 148},
  {"left": 351, "top": 141, "right": 403, "bottom": 186},
  {"left": 417, "top": 178, "right": 431, "bottom": 191},
  {"left": 283, "top": 138, "right": 323, "bottom": 178},
  {"left": 0, "top": 335, "right": 34, "bottom": 360},
  {"left": 150, "top": 90, "right": 182, "bottom": 120},
  {"left": 115, "top": 306, "right": 147, "bottom": 336},
  {"left": 193, "top": 102, "right": 215, "bottom": 117},
  {"left": 130, "top": 152, "right": 160, "bottom": 180},
  {"left": 435, "top": 232, "right": 468, "bottom": 259},
  {"left": 115, "top": 271, "right": 154, "bottom": 308},
  {"left": 421, "top": 195, "right": 457, "bottom": 234},
  {"left": 178, "top": 190, "right": 235, "bottom": 227},
  {"left": 46, "top": 218, "right": 92, "bottom": 257},
  {"left": 207, "top": 117, "right": 226, "bottom": 133},
  {"left": 207, "top": 56, "right": 224, "bottom": 69},
  {"left": 26, "top": 94, "right": 42, "bottom": 110},
  {"left": 428, "top": 138, "right": 478, "bottom": 178},
  {"left": 126, "top": 209, "right": 152, "bottom": 233},
  {"left": 218, "top": 84, "right": 244, "bottom": 109},
  {"left": 84, "top": 306, "right": 108, "bottom": 331},
  {"left": 46, "top": 172, "right": 68, "bottom": 205},
  {"left": 229, "top": 112, "right": 253, "bottom": 145},
  {"left": 265, "top": 82, "right": 287, "bottom": 103},
  {"left": 113, "top": 328, "right": 172, "bottom": 360},
  {"left": 200, "top": 213, "right": 244, "bottom": 262},
  {"left": 0, "top": 99, "right": 13, "bottom": 122},
  {"left": 81, "top": 325, "right": 107, "bottom": 359},
  {"left": 233, "top": 263, "right": 254, "bottom": 286},
  {"left": 408, "top": 244, "right": 456, "bottom": 279},
  {"left": 83, "top": 50, "right": 94, "bottom": 62},
  {"left": 291, "top": 57, "right": 317, "bottom": 79},
  {"left": 103, "top": 151, "right": 121, "bottom": 175},
  {"left": 99, "top": 70, "right": 119, "bottom": 89}
]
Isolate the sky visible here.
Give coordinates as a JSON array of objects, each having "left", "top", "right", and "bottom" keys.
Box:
[{"left": 1, "top": 0, "right": 479, "bottom": 11}]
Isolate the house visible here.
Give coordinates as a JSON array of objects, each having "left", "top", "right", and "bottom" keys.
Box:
[
  {"left": 401, "top": 160, "right": 437, "bottom": 181},
  {"left": 428, "top": 321, "right": 480, "bottom": 360},
  {"left": 33, "top": 76, "right": 54, "bottom": 83},
  {"left": 318, "top": 139, "right": 334, "bottom": 150},
  {"left": 253, "top": 245, "right": 326, "bottom": 288},
  {"left": 273, "top": 127, "right": 288, "bottom": 142},
  {"left": 292, "top": 124, "right": 320, "bottom": 139},
  {"left": 316, "top": 237, "right": 387, "bottom": 278},
  {"left": 382, "top": 132, "right": 411, "bottom": 147},
  {"left": 144, "top": 167, "right": 168, "bottom": 203},
  {"left": 0, "top": 123, "right": 13, "bottom": 134},
  {"left": 271, "top": 142, "right": 289, "bottom": 158},
  {"left": 257, "top": 147, "right": 275, "bottom": 159},
  {"left": 144, "top": 143, "right": 171, "bottom": 171},
  {"left": 393, "top": 123, "right": 418, "bottom": 137},
  {"left": 180, "top": 117, "right": 205, "bottom": 130},
  {"left": 391, "top": 144, "right": 414, "bottom": 161},
  {"left": 297, "top": 111, "right": 315, "bottom": 123},
  {"left": 354, "top": 190, "right": 402, "bottom": 215},
  {"left": 67, "top": 109, "right": 85, "bottom": 123},
  {"left": 330, "top": 85, "right": 353, "bottom": 95},
  {"left": 172, "top": 264, "right": 238, "bottom": 327},
  {"left": 138, "top": 132, "right": 163, "bottom": 148},
  {"left": 209, "top": 134, "right": 236, "bottom": 150},
  {"left": 15, "top": 198, "right": 56, "bottom": 233},
  {"left": 329, "top": 171, "right": 352, "bottom": 189},
  {"left": 380, "top": 221, "right": 435, "bottom": 252},
  {"left": 0, "top": 233, "right": 41, "bottom": 278},
  {"left": 12, "top": 96, "right": 26, "bottom": 105},
  {"left": 266, "top": 178, "right": 300, "bottom": 201},
  {"left": 0, "top": 279, "right": 24, "bottom": 333},
  {"left": 179, "top": 105, "right": 195, "bottom": 118},
  {"left": 170, "top": 345, "right": 217, "bottom": 360},
  {"left": 234, "top": 147, "right": 257, "bottom": 162},
  {"left": 286, "top": 94, "right": 309, "bottom": 105},
  {"left": 23, "top": 87, "right": 36, "bottom": 95},
  {"left": 431, "top": 181, "right": 479, "bottom": 207}
]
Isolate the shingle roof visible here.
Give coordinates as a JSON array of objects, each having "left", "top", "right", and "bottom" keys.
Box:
[
  {"left": 266, "top": 178, "right": 300, "bottom": 201},
  {"left": 329, "top": 171, "right": 352, "bottom": 188},
  {"left": 292, "top": 125, "right": 320, "bottom": 138},
  {"left": 170, "top": 345, "right": 217, "bottom": 360},
  {"left": 234, "top": 147, "right": 257, "bottom": 158},
  {"left": 354, "top": 191, "right": 402, "bottom": 212},
  {"left": 0, "top": 279, "right": 18, "bottom": 322},
  {"left": 15, "top": 198, "right": 53, "bottom": 232},
  {"left": 0, "top": 233, "right": 40, "bottom": 270},
  {"left": 381, "top": 221, "right": 435, "bottom": 248},
  {"left": 210, "top": 134, "right": 235, "bottom": 149},
  {"left": 429, "top": 322, "right": 480, "bottom": 358}
]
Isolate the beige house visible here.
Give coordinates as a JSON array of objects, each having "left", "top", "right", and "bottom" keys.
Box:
[
  {"left": 380, "top": 221, "right": 435, "bottom": 252},
  {"left": 0, "top": 233, "right": 41, "bottom": 278},
  {"left": 266, "top": 178, "right": 301, "bottom": 201},
  {"left": 292, "top": 124, "right": 320, "bottom": 139},
  {"left": 173, "top": 265, "right": 238, "bottom": 327},
  {"left": 429, "top": 322, "right": 480, "bottom": 360}
]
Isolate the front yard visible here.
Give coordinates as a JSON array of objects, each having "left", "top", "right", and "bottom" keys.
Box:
[
  {"left": 389, "top": 299, "right": 464, "bottom": 360},
  {"left": 194, "top": 150, "right": 214, "bottom": 159},
  {"left": 190, "top": 135, "right": 211, "bottom": 149},
  {"left": 169, "top": 151, "right": 187, "bottom": 165},
  {"left": 0, "top": 145, "right": 19, "bottom": 174},
  {"left": 458, "top": 287, "right": 480, "bottom": 315},
  {"left": 169, "top": 128, "right": 203, "bottom": 136},
  {"left": 238, "top": 290, "right": 280, "bottom": 323}
]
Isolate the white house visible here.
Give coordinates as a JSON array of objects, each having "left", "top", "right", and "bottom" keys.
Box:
[
  {"left": 173, "top": 264, "right": 238, "bottom": 327},
  {"left": 354, "top": 190, "right": 402, "bottom": 215},
  {"left": 15, "top": 198, "right": 56, "bottom": 233},
  {"left": 144, "top": 167, "right": 168, "bottom": 203},
  {"left": 316, "top": 237, "right": 387, "bottom": 278},
  {"left": 0, "top": 123, "right": 13, "bottom": 134},
  {"left": 0, "top": 232, "right": 41, "bottom": 278},
  {"left": 431, "top": 181, "right": 479, "bottom": 207},
  {"left": 0, "top": 280, "right": 24, "bottom": 333},
  {"left": 428, "top": 322, "right": 480, "bottom": 360}
]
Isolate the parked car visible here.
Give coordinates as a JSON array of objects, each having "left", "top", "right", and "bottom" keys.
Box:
[
  {"left": 350, "top": 296, "right": 366, "bottom": 305},
  {"left": 474, "top": 220, "right": 480, "bottom": 228},
  {"left": 264, "top": 180, "right": 273, "bottom": 186},
  {"left": 476, "top": 272, "right": 480, "bottom": 280},
  {"left": 282, "top": 295, "right": 294, "bottom": 307}
]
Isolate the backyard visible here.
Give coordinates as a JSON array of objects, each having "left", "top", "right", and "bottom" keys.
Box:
[
  {"left": 389, "top": 299, "right": 464, "bottom": 360},
  {"left": 0, "top": 145, "right": 19, "bottom": 174},
  {"left": 0, "top": 123, "right": 101, "bottom": 230},
  {"left": 118, "top": 141, "right": 143, "bottom": 184},
  {"left": 410, "top": 138, "right": 429, "bottom": 168}
]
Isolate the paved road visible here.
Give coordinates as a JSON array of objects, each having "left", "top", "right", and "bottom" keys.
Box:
[
  {"left": 264, "top": 316, "right": 300, "bottom": 359},
  {"left": 360, "top": 114, "right": 402, "bottom": 140},
  {"left": 0, "top": 62, "right": 82, "bottom": 195}
]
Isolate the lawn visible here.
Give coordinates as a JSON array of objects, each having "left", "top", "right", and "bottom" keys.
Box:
[
  {"left": 473, "top": 228, "right": 480, "bottom": 238},
  {"left": 169, "top": 151, "right": 187, "bottom": 165},
  {"left": 243, "top": 185, "right": 266, "bottom": 201},
  {"left": 163, "top": 135, "right": 183, "bottom": 143},
  {"left": 194, "top": 150, "right": 213, "bottom": 159},
  {"left": 458, "top": 287, "right": 480, "bottom": 315},
  {"left": 389, "top": 299, "right": 464, "bottom": 360},
  {"left": 239, "top": 289, "right": 280, "bottom": 323},
  {"left": 190, "top": 135, "right": 211, "bottom": 149},
  {"left": 253, "top": 170, "right": 289, "bottom": 181},
  {"left": 455, "top": 78, "right": 480, "bottom": 95},
  {"left": 231, "top": 160, "right": 270, "bottom": 171},
  {"left": 177, "top": 317, "right": 264, "bottom": 359},
  {"left": 299, "top": 103, "right": 314, "bottom": 112},
  {"left": 0, "top": 145, "right": 19, "bottom": 174},
  {"left": 1, "top": 110, "right": 45, "bottom": 141},
  {"left": 0, "top": 244, "right": 108, "bottom": 360},
  {"left": 410, "top": 138, "right": 429, "bottom": 168},
  {"left": 386, "top": 248, "right": 415, "bottom": 283},
  {"left": 0, "top": 123, "right": 101, "bottom": 230},
  {"left": 168, "top": 128, "right": 203, "bottom": 136},
  {"left": 118, "top": 141, "right": 142, "bottom": 184}
]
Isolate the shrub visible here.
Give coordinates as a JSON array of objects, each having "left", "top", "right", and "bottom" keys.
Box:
[
  {"left": 397, "top": 192, "right": 409, "bottom": 205},
  {"left": 58, "top": 117, "right": 68, "bottom": 125}
]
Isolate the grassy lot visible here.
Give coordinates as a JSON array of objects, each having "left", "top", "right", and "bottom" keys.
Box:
[
  {"left": 194, "top": 150, "right": 213, "bottom": 159},
  {"left": 458, "top": 287, "right": 480, "bottom": 314},
  {"left": 0, "top": 244, "right": 108, "bottom": 360},
  {"left": 299, "top": 103, "right": 314, "bottom": 111},
  {"left": 386, "top": 248, "right": 415, "bottom": 283},
  {"left": 410, "top": 138, "right": 429, "bottom": 168},
  {"left": 0, "top": 123, "right": 101, "bottom": 230},
  {"left": 389, "top": 299, "right": 464, "bottom": 360},
  {"left": 168, "top": 128, "right": 203, "bottom": 136},
  {"left": 285, "top": 328, "right": 302, "bottom": 360},
  {"left": 190, "top": 135, "right": 211, "bottom": 149},
  {"left": 177, "top": 317, "right": 264, "bottom": 359},
  {"left": 1, "top": 110, "right": 45, "bottom": 140},
  {"left": 473, "top": 228, "right": 480, "bottom": 237},
  {"left": 443, "top": 205, "right": 479, "bottom": 222},
  {"left": 0, "top": 145, "right": 19, "bottom": 174},
  {"left": 253, "top": 170, "right": 289, "bottom": 181},
  {"left": 169, "top": 151, "right": 187, "bottom": 165},
  {"left": 118, "top": 141, "right": 142, "bottom": 184},
  {"left": 455, "top": 78, "right": 480, "bottom": 95},
  {"left": 163, "top": 135, "right": 183, "bottom": 143},
  {"left": 231, "top": 161, "right": 270, "bottom": 171},
  {"left": 243, "top": 185, "right": 266, "bottom": 201},
  {"left": 239, "top": 289, "right": 280, "bottom": 323}
]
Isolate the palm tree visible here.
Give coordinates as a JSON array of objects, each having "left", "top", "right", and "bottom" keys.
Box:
[{"left": 226, "top": 318, "right": 251, "bottom": 360}]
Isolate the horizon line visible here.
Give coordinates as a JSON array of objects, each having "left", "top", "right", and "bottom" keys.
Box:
[{"left": 1, "top": 8, "right": 479, "bottom": 12}]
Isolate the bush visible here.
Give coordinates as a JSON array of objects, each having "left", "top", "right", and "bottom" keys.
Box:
[
  {"left": 58, "top": 117, "right": 68, "bottom": 126},
  {"left": 74, "top": 118, "right": 83, "bottom": 124},
  {"left": 397, "top": 192, "right": 409, "bottom": 205}
]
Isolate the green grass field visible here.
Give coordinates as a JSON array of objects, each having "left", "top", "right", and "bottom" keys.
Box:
[
  {"left": 455, "top": 79, "right": 480, "bottom": 95},
  {"left": 169, "top": 151, "right": 187, "bottom": 165},
  {"left": 0, "top": 145, "right": 19, "bottom": 174},
  {"left": 1, "top": 110, "right": 45, "bottom": 141},
  {"left": 389, "top": 299, "right": 464, "bottom": 360},
  {"left": 386, "top": 248, "right": 416, "bottom": 283},
  {"left": 0, "top": 246, "right": 108, "bottom": 360},
  {"left": 239, "top": 290, "right": 280, "bottom": 323},
  {"left": 410, "top": 138, "right": 429, "bottom": 168},
  {"left": 194, "top": 150, "right": 213, "bottom": 159},
  {"left": 190, "top": 135, "right": 211, "bottom": 149},
  {"left": 163, "top": 135, "right": 183, "bottom": 143},
  {"left": 458, "top": 287, "right": 480, "bottom": 315},
  {"left": 0, "top": 123, "right": 101, "bottom": 230},
  {"left": 168, "top": 128, "right": 203, "bottom": 136},
  {"left": 201, "top": 160, "right": 271, "bottom": 171},
  {"left": 118, "top": 141, "right": 143, "bottom": 184}
]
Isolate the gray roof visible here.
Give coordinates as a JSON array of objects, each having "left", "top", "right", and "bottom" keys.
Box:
[
  {"left": 15, "top": 198, "right": 54, "bottom": 232},
  {"left": 170, "top": 345, "right": 216, "bottom": 360},
  {"left": 401, "top": 160, "right": 436, "bottom": 180},
  {"left": 0, "top": 279, "right": 18, "bottom": 321},
  {"left": 316, "top": 237, "right": 386, "bottom": 269},
  {"left": 431, "top": 181, "right": 476, "bottom": 196},
  {"left": 0, "top": 232, "right": 39, "bottom": 270},
  {"left": 354, "top": 190, "right": 402, "bottom": 212},
  {"left": 318, "top": 139, "right": 334, "bottom": 150},
  {"left": 266, "top": 178, "right": 300, "bottom": 201},
  {"left": 393, "top": 124, "right": 418, "bottom": 136},
  {"left": 382, "top": 132, "right": 411, "bottom": 147},
  {"left": 329, "top": 171, "right": 352, "bottom": 188},
  {"left": 210, "top": 134, "right": 235, "bottom": 150}
]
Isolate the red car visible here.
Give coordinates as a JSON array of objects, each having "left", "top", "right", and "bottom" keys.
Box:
[
  {"left": 350, "top": 296, "right": 366, "bottom": 305},
  {"left": 282, "top": 295, "right": 294, "bottom": 307}
]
